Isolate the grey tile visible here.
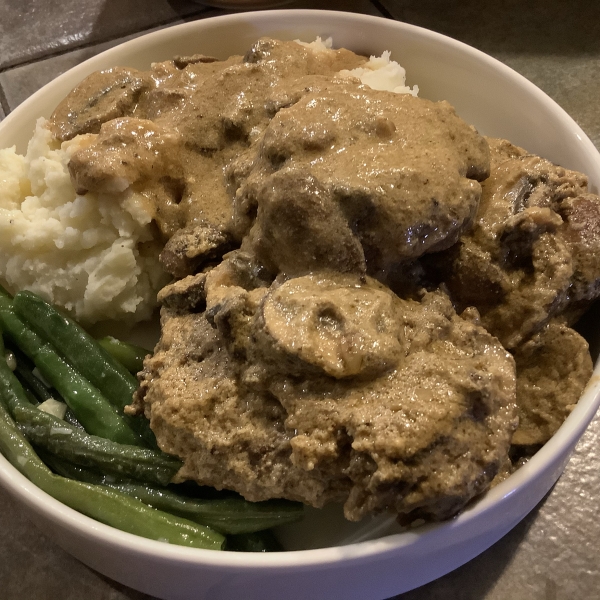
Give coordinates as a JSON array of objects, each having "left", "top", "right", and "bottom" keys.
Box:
[
  {"left": 499, "top": 54, "right": 600, "bottom": 152},
  {"left": 0, "top": 488, "right": 156, "bottom": 600},
  {"left": 376, "top": 0, "right": 598, "bottom": 56},
  {"left": 0, "top": 0, "right": 210, "bottom": 70}
]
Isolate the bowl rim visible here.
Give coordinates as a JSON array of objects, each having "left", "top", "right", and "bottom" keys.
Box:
[{"left": 1, "top": 7, "right": 600, "bottom": 572}]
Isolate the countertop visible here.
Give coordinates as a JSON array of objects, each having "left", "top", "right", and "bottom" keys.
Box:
[{"left": 1, "top": 1, "right": 600, "bottom": 599}]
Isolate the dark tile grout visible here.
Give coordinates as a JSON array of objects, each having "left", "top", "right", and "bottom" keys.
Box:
[
  {"left": 0, "top": 83, "right": 10, "bottom": 116},
  {"left": 368, "top": 0, "right": 394, "bottom": 19}
]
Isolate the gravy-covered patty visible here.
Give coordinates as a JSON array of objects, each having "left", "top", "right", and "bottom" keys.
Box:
[{"left": 134, "top": 272, "right": 517, "bottom": 522}]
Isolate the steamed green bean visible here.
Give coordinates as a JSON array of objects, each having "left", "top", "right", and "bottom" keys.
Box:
[
  {"left": 97, "top": 336, "right": 149, "bottom": 374},
  {"left": 0, "top": 293, "right": 143, "bottom": 445},
  {"left": 41, "top": 454, "right": 303, "bottom": 535},
  {"left": 13, "top": 291, "right": 157, "bottom": 447},
  {"left": 14, "top": 407, "right": 181, "bottom": 486},
  {"left": 0, "top": 333, "right": 224, "bottom": 550}
]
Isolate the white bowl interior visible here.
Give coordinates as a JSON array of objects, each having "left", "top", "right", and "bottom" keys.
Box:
[{"left": 1, "top": 10, "right": 600, "bottom": 600}]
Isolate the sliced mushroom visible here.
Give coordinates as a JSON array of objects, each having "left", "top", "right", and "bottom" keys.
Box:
[
  {"left": 258, "top": 273, "right": 404, "bottom": 379},
  {"left": 49, "top": 67, "right": 151, "bottom": 142}
]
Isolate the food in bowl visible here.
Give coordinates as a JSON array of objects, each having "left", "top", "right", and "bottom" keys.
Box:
[{"left": 0, "top": 34, "right": 598, "bottom": 544}]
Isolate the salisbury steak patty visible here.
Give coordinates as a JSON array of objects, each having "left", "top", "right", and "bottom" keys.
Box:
[{"left": 132, "top": 273, "right": 517, "bottom": 522}]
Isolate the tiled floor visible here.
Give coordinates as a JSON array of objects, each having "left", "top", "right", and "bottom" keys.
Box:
[{"left": 2, "top": 1, "right": 600, "bottom": 599}]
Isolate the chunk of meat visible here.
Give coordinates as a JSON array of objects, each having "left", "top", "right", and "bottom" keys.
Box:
[
  {"left": 131, "top": 305, "right": 349, "bottom": 507},
  {"left": 241, "top": 170, "right": 366, "bottom": 278},
  {"left": 438, "top": 137, "right": 600, "bottom": 348},
  {"left": 157, "top": 272, "right": 207, "bottom": 311},
  {"left": 559, "top": 193, "right": 600, "bottom": 320},
  {"left": 512, "top": 320, "right": 593, "bottom": 446},
  {"left": 261, "top": 283, "right": 517, "bottom": 522},
  {"left": 160, "top": 223, "right": 235, "bottom": 277},
  {"left": 68, "top": 117, "right": 181, "bottom": 195}
]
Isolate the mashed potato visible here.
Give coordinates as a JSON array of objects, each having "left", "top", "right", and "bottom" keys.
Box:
[
  {"left": 339, "top": 51, "right": 419, "bottom": 96},
  {"left": 298, "top": 37, "right": 419, "bottom": 96},
  {"left": 0, "top": 119, "right": 168, "bottom": 325}
]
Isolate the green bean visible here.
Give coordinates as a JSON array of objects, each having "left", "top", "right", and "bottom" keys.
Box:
[
  {"left": 11, "top": 347, "right": 84, "bottom": 427},
  {"left": 43, "top": 474, "right": 225, "bottom": 550},
  {"left": 0, "top": 339, "right": 224, "bottom": 550},
  {"left": 0, "top": 293, "right": 143, "bottom": 445},
  {"left": 12, "top": 348, "right": 54, "bottom": 402},
  {"left": 13, "top": 291, "right": 157, "bottom": 447},
  {"left": 113, "top": 485, "right": 302, "bottom": 536},
  {"left": 40, "top": 454, "right": 303, "bottom": 535},
  {"left": 63, "top": 407, "right": 85, "bottom": 429},
  {"left": 0, "top": 348, "right": 52, "bottom": 419},
  {"left": 0, "top": 406, "right": 223, "bottom": 548},
  {"left": 0, "top": 359, "right": 177, "bottom": 488},
  {"left": 111, "top": 485, "right": 303, "bottom": 535},
  {"left": 13, "top": 291, "right": 139, "bottom": 410},
  {"left": 0, "top": 384, "right": 55, "bottom": 485},
  {"left": 14, "top": 407, "right": 181, "bottom": 486},
  {"left": 97, "top": 336, "right": 149, "bottom": 374},
  {"left": 0, "top": 346, "right": 50, "bottom": 482}
]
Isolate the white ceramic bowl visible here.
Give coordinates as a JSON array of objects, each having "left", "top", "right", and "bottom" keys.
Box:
[{"left": 1, "top": 10, "right": 600, "bottom": 600}]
